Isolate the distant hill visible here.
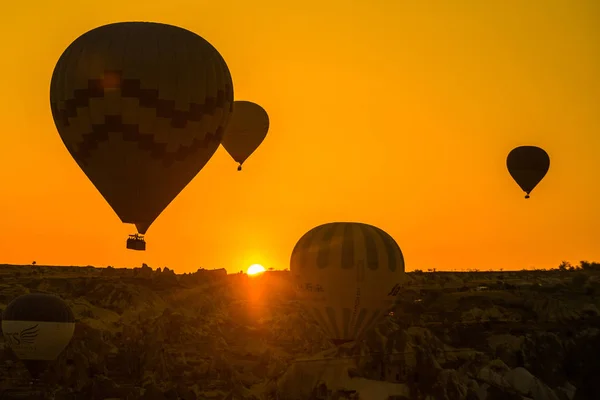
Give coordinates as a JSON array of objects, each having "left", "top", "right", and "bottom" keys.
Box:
[{"left": 1, "top": 262, "right": 599, "bottom": 399}]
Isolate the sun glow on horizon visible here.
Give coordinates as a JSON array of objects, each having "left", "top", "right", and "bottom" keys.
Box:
[{"left": 247, "top": 264, "right": 266, "bottom": 275}]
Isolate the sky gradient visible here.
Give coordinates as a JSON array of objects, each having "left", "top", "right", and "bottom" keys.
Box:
[{"left": 1, "top": 0, "right": 599, "bottom": 273}]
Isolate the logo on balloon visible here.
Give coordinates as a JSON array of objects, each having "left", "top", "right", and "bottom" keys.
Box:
[
  {"left": 387, "top": 284, "right": 402, "bottom": 296},
  {"left": 4, "top": 324, "right": 39, "bottom": 347}
]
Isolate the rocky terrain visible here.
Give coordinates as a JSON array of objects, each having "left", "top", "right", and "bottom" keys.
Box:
[{"left": 1, "top": 262, "right": 600, "bottom": 400}]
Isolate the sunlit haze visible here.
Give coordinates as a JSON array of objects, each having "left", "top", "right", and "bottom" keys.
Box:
[
  {"left": 247, "top": 264, "right": 266, "bottom": 275},
  {"left": 1, "top": 0, "right": 599, "bottom": 273}
]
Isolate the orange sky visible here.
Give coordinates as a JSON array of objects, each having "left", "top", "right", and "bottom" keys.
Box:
[{"left": 1, "top": 0, "right": 599, "bottom": 273}]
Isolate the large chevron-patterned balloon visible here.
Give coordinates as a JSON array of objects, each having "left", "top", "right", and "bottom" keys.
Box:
[
  {"left": 290, "top": 222, "right": 408, "bottom": 345},
  {"left": 50, "top": 22, "right": 234, "bottom": 234}
]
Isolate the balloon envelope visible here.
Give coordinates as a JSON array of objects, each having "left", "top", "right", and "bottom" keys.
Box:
[
  {"left": 2, "top": 293, "right": 75, "bottom": 379},
  {"left": 506, "top": 146, "right": 550, "bottom": 198},
  {"left": 221, "top": 101, "right": 269, "bottom": 169},
  {"left": 49, "top": 22, "right": 234, "bottom": 234},
  {"left": 290, "top": 222, "right": 408, "bottom": 345}
]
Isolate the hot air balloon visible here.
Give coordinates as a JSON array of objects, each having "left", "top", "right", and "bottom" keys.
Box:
[
  {"left": 290, "top": 222, "right": 408, "bottom": 346},
  {"left": 49, "top": 22, "right": 234, "bottom": 250},
  {"left": 1, "top": 293, "right": 75, "bottom": 380},
  {"left": 506, "top": 146, "right": 550, "bottom": 199},
  {"left": 221, "top": 101, "right": 269, "bottom": 171}
]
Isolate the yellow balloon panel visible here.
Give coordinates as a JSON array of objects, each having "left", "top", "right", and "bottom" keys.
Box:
[
  {"left": 221, "top": 101, "right": 269, "bottom": 165},
  {"left": 49, "top": 22, "right": 234, "bottom": 233},
  {"left": 2, "top": 321, "right": 75, "bottom": 361},
  {"left": 290, "top": 222, "right": 408, "bottom": 342}
]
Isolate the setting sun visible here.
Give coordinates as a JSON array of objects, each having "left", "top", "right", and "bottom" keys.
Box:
[{"left": 247, "top": 264, "right": 266, "bottom": 275}]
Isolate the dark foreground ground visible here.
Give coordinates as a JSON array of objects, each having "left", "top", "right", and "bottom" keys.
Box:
[{"left": 1, "top": 263, "right": 600, "bottom": 400}]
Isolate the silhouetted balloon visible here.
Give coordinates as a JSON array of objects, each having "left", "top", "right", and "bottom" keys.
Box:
[
  {"left": 506, "top": 146, "right": 550, "bottom": 199},
  {"left": 221, "top": 101, "right": 269, "bottom": 171},
  {"left": 1, "top": 293, "right": 75, "bottom": 380},
  {"left": 49, "top": 22, "right": 234, "bottom": 236},
  {"left": 290, "top": 222, "right": 408, "bottom": 345}
]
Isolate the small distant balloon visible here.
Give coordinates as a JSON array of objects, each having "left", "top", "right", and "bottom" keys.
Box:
[
  {"left": 221, "top": 101, "right": 270, "bottom": 171},
  {"left": 506, "top": 146, "right": 550, "bottom": 199},
  {"left": 290, "top": 222, "right": 408, "bottom": 346},
  {"left": 1, "top": 293, "right": 75, "bottom": 380}
]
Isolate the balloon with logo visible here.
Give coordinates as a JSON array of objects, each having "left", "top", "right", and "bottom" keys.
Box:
[
  {"left": 221, "top": 101, "right": 269, "bottom": 171},
  {"left": 507, "top": 146, "right": 550, "bottom": 199},
  {"left": 290, "top": 222, "right": 408, "bottom": 345},
  {"left": 1, "top": 293, "right": 75, "bottom": 380},
  {"left": 49, "top": 22, "right": 234, "bottom": 250}
]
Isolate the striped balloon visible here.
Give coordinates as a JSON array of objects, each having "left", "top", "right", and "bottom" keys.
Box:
[{"left": 290, "top": 222, "right": 408, "bottom": 345}]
